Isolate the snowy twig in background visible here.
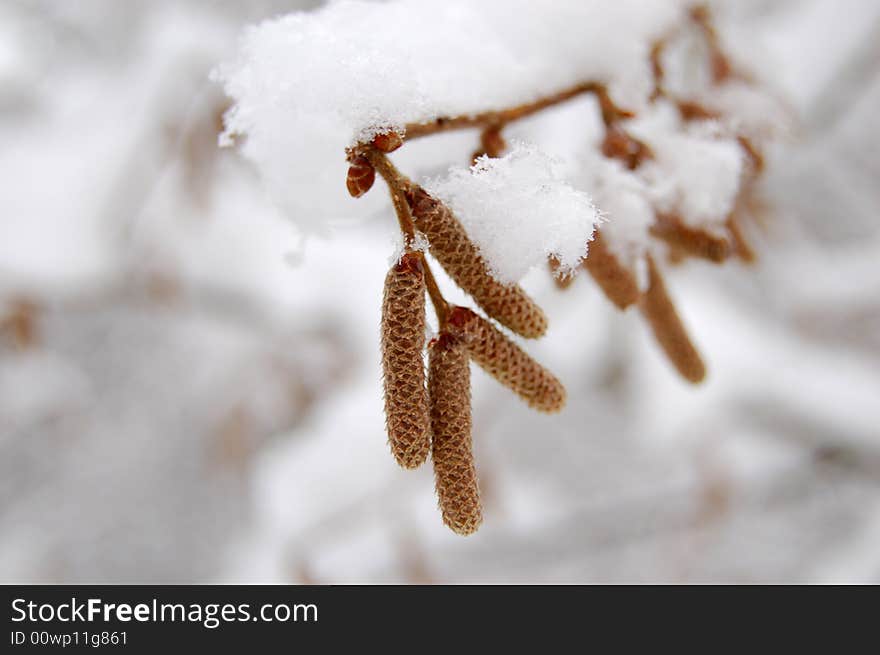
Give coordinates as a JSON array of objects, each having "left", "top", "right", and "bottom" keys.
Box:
[{"left": 218, "top": 1, "right": 787, "bottom": 534}]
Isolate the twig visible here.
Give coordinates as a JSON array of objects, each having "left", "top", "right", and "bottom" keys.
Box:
[
  {"left": 402, "top": 81, "right": 603, "bottom": 140},
  {"left": 363, "top": 148, "right": 449, "bottom": 324},
  {"left": 419, "top": 254, "right": 449, "bottom": 325}
]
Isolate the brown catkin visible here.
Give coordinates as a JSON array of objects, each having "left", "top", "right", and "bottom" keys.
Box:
[
  {"left": 428, "top": 334, "right": 482, "bottom": 535},
  {"left": 381, "top": 253, "right": 431, "bottom": 468},
  {"left": 448, "top": 306, "right": 566, "bottom": 413},
  {"left": 583, "top": 232, "right": 641, "bottom": 310},
  {"left": 638, "top": 256, "right": 706, "bottom": 384},
  {"left": 407, "top": 186, "right": 547, "bottom": 339},
  {"left": 650, "top": 216, "right": 731, "bottom": 264}
]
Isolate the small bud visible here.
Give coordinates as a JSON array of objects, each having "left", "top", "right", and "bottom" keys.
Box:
[
  {"left": 371, "top": 131, "right": 403, "bottom": 153},
  {"left": 346, "top": 156, "right": 375, "bottom": 198}
]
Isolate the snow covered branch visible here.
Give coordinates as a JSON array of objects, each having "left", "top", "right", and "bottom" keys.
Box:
[{"left": 217, "top": 0, "right": 788, "bottom": 534}]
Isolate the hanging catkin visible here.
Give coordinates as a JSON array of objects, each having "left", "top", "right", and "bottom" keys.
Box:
[
  {"left": 638, "top": 255, "right": 706, "bottom": 384},
  {"left": 583, "top": 231, "right": 641, "bottom": 310},
  {"left": 650, "top": 214, "right": 730, "bottom": 263},
  {"left": 381, "top": 253, "right": 431, "bottom": 468},
  {"left": 406, "top": 186, "right": 547, "bottom": 339},
  {"left": 448, "top": 306, "right": 566, "bottom": 413},
  {"left": 428, "top": 334, "right": 482, "bottom": 535}
]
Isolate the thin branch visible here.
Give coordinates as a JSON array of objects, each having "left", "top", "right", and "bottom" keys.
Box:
[
  {"left": 402, "top": 81, "right": 603, "bottom": 140},
  {"left": 419, "top": 252, "right": 449, "bottom": 325},
  {"left": 364, "top": 148, "right": 449, "bottom": 324},
  {"left": 362, "top": 148, "right": 416, "bottom": 238}
]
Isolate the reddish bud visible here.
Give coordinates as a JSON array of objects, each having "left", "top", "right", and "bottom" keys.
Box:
[
  {"left": 346, "top": 156, "right": 375, "bottom": 198},
  {"left": 371, "top": 131, "right": 403, "bottom": 153},
  {"left": 395, "top": 252, "right": 424, "bottom": 276}
]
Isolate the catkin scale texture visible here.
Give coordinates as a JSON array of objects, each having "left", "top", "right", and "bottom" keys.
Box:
[
  {"left": 428, "top": 335, "right": 482, "bottom": 535},
  {"left": 407, "top": 186, "right": 547, "bottom": 339},
  {"left": 381, "top": 253, "right": 431, "bottom": 468},
  {"left": 638, "top": 256, "right": 706, "bottom": 384},
  {"left": 448, "top": 306, "right": 566, "bottom": 413}
]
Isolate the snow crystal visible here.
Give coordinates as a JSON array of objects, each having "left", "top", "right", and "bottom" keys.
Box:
[
  {"left": 215, "top": 0, "right": 686, "bottom": 227},
  {"left": 387, "top": 231, "right": 429, "bottom": 267},
  {"left": 425, "top": 144, "right": 600, "bottom": 285}
]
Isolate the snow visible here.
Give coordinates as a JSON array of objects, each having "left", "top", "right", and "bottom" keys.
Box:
[
  {"left": 425, "top": 144, "right": 600, "bottom": 284},
  {"left": 4, "top": 0, "right": 880, "bottom": 585},
  {"left": 214, "top": 0, "right": 771, "bottom": 282},
  {"left": 578, "top": 154, "right": 655, "bottom": 270},
  {"left": 628, "top": 103, "right": 744, "bottom": 228},
  {"left": 215, "top": 0, "right": 686, "bottom": 227}
]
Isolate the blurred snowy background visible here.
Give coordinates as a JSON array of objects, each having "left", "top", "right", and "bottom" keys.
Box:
[{"left": 1, "top": 0, "right": 879, "bottom": 583}]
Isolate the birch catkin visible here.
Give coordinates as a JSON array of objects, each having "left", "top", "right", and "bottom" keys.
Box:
[
  {"left": 448, "top": 306, "right": 566, "bottom": 413},
  {"left": 407, "top": 186, "right": 547, "bottom": 339},
  {"left": 583, "top": 231, "right": 641, "bottom": 310},
  {"left": 428, "top": 334, "right": 482, "bottom": 535},
  {"left": 638, "top": 256, "right": 706, "bottom": 384},
  {"left": 650, "top": 214, "right": 730, "bottom": 263},
  {"left": 381, "top": 253, "right": 431, "bottom": 468}
]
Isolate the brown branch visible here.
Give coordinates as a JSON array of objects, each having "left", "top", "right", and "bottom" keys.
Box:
[
  {"left": 649, "top": 39, "right": 666, "bottom": 101},
  {"left": 689, "top": 5, "right": 736, "bottom": 84},
  {"left": 726, "top": 215, "right": 756, "bottom": 263},
  {"left": 419, "top": 251, "right": 449, "bottom": 325},
  {"left": 361, "top": 148, "right": 415, "bottom": 237},
  {"left": 363, "top": 148, "right": 451, "bottom": 324},
  {"left": 601, "top": 126, "right": 653, "bottom": 170},
  {"left": 402, "top": 81, "right": 603, "bottom": 141},
  {"left": 472, "top": 124, "right": 507, "bottom": 162}
]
